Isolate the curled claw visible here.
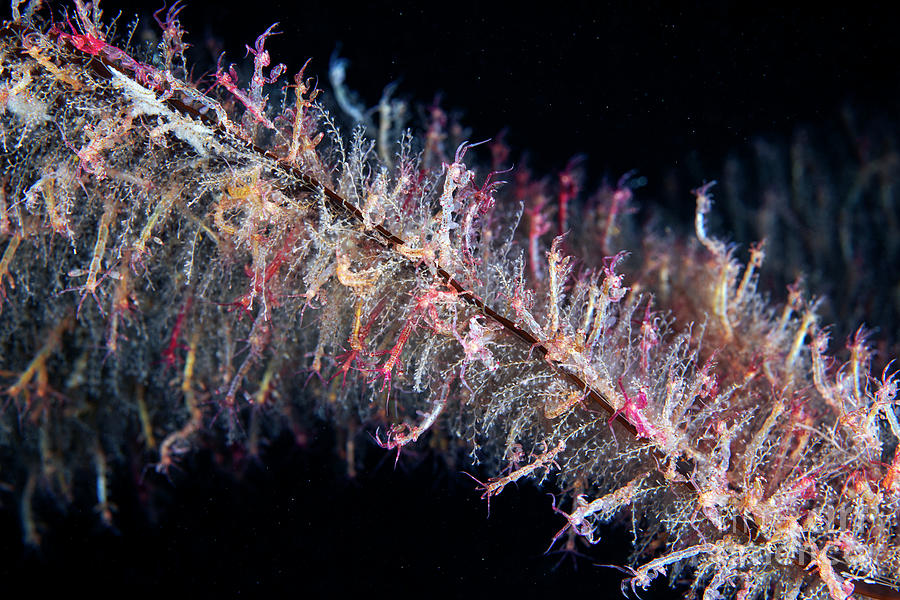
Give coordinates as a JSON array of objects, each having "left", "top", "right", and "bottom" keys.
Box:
[
  {"left": 370, "top": 426, "right": 387, "bottom": 448},
  {"left": 452, "top": 138, "right": 491, "bottom": 164},
  {"left": 153, "top": 0, "right": 187, "bottom": 30}
]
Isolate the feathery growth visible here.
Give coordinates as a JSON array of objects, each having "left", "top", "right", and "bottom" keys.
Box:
[{"left": 1, "top": 2, "right": 899, "bottom": 598}]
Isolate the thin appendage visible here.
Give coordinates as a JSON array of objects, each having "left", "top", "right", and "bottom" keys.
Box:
[
  {"left": 375, "top": 377, "right": 453, "bottom": 464},
  {"left": 368, "top": 304, "right": 419, "bottom": 396},
  {"left": 807, "top": 543, "right": 855, "bottom": 600},
  {"left": 131, "top": 187, "right": 179, "bottom": 266},
  {"left": 546, "top": 235, "right": 572, "bottom": 337},
  {"left": 467, "top": 439, "right": 567, "bottom": 514},
  {"left": 548, "top": 472, "right": 650, "bottom": 551},
  {"left": 5, "top": 315, "right": 72, "bottom": 399},
  {"left": 628, "top": 544, "right": 720, "bottom": 592},
  {"left": 60, "top": 196, "right": 117, "bottom": 316},
  {"left": 0, "top": 233, "right": 22, "bottom": 300}
]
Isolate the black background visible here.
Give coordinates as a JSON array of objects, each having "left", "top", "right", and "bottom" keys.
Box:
[{"left": 2, "top": 1, "right": 899, "bottom": 598}]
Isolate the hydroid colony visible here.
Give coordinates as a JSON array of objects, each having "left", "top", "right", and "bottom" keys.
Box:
[{"left": 1, "top": 2, "right": 899, "bottom": 598}]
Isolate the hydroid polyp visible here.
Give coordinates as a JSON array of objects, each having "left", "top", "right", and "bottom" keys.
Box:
[{"left": 2, "top": 3, "right": 900, "bottom": 598}]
